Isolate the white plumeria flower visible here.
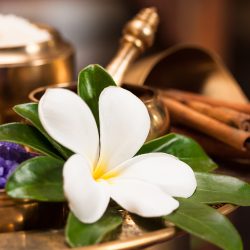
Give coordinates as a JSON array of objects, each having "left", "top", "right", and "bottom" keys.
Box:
[{"left": 39, "top": 86, "right": 197, "bottom": 223}]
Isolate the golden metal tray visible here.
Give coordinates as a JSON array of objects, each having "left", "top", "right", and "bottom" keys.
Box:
[{"left": 0, "top": 203, "right": 237, "bottom": 250}]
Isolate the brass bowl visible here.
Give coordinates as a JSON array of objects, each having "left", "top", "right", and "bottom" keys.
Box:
[
  {"left": 0, "top": 189, "right": 67, "bottom": 233},
  {"left": 29, "top": 82, "right": 170, "bottom": 140},
  {"left": 0, "top": 23, "right": 75, "bottom": 123}
]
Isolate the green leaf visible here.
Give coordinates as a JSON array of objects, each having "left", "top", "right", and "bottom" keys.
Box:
[
  {"left": 0, "top": 123, "right": 61, "bottom": 159},
  {"left": 14, "top": 103, "right": 73, "bottom": 159},
  {"left": 165, "top": 199, "right": 242, "bottom": 250},
  {"left": 137, "top": 133, "right": 217, "bottom": 172},
  {"left": 190, "top": 172, "right": 250, "bottom": 205},
  {"left": 77, "top": 64, "right": 116, "bottom": 125},
  {"left": 65, "top": 209, "right": 122, "bottom": 247},
  {"left": 6, "top": 156, "right": 65, "bottom": 201}
]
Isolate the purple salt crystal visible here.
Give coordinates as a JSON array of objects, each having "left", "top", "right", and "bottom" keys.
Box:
[
  {"left": 0, "top": 166, "right": 3, "bottom": 176},
  {"left": 0, "top": 178, "right": 5, "bottom": 189},
  {"left": 0, "top": 142, "right": 36, "bottom": 188}
]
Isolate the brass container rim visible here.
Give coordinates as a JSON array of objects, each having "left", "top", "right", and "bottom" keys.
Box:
[
  {"left": 29, "top": 82, "right": 78, "bottom": 102},
  {"left": 0, "top": 189, "right": 37, "bottom": 207},
  {"left": 29, "top": 82, "right": 159, "bottom": 103}
]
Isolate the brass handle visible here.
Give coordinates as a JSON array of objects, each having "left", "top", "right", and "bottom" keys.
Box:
[{"left": 106, "top": 7, "right": 159, "bottom": 85}]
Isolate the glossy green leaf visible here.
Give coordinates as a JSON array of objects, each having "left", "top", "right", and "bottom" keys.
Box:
[
  {"left": 165, "top": 199, "right": 242, "bottom": 250},
  {"left": 77, "top": 64, "right": 116, "bottom": 125},
  {"left": 190, "top": 172, "right": 250, "bottom": 205},
  {"left": 0, "top": 123, "right": 60, "bottom": 159},
  {"left": 137, "top": 133, "right": 217, "bottom": 172},
  {"left": 66, "top": 209, "right": 122, "bottom": 247},
  {"left": 6, "top": 156, "right": 65, "bottom": 201},
  {"left": 14, "top": 103, "right": 73, "bottom": 159}
]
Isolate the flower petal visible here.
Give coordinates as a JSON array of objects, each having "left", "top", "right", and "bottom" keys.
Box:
[
  {"left": 98, "top": 86, "right": 150, "bottom": 171},
  {"left": 39, "top": 88, "right": 99, "bottom": 165},
  {"left": 114, "top": 153, "right": 197, "bottom": 198},
  {"left": 63, "top": 154, "right": 110, "bottom": 223},
  {"left": 110, "top": 179, "right": 179, "bottom": 217}
]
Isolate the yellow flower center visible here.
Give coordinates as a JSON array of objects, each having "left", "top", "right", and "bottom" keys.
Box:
[{"left": 93, "top": 162, "right": 118, "bottom": 181}]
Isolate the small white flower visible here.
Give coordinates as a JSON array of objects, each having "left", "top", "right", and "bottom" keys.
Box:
[{"left": 39, "top": 86, "right": 197, "bottom": 223}]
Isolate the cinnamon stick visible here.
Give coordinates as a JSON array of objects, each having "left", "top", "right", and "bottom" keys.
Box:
[
  {"left": 171, "top": 126, "right": 250, "bottom": 159},
  {"left": 161, "top": 97, "right": 250, "bottom": 151},
  {"left": 183, "top": 100, "right": 250, "bottom": 131},
  {"left": 162, "top": 89, "right": 250, "bottom": 114}
]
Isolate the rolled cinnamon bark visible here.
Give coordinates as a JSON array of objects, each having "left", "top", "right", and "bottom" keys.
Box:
[
  {"left": 162, "top": 89, "right": 250, "bottom": 114},
  {"left": 183, "top": 100, "right": 250, "bottom": 131},
  {"left": 171, "top": 126, "right": 250, "bottom": 159},
  {"left": 161, "top": 97, "right": 250, "bottom": 151}
]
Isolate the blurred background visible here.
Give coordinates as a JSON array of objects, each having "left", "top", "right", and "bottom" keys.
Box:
[
  {"left": 0, "top": 0, "right": 249, "bottom": 98},
  {"left": 0, "top": 0, "right": 250, "bottom": 249}
]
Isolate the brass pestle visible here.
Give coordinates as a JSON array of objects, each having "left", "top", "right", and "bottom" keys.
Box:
[{"left": 106, "top": 7, "right": 159, "bottom": 85}]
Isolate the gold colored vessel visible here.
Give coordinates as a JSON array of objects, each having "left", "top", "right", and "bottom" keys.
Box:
[
  {"left": 0, "top": 189, "right": 67, "bottom": 233},
  {"left": 29, "top": 82, "right": 170, "bottom": 140},
  {"left": 0, "top": 23, "right": 75, "bottom": 123},
  {"left": 124, "top": 45, "right": 249, "bottom": 103},
  {"left": 0, "top": 189, "right": 38, "bottom": 232}
]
